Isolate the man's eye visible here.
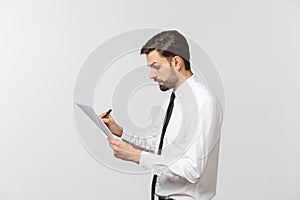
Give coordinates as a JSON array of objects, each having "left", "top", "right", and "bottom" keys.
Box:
[{"left": 153, "top": 65, "right": 160, "bottom": 69}]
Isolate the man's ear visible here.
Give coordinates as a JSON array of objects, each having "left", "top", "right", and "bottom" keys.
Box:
[{"left": 173, "top": 56, "right": 183, "bottom": 71}]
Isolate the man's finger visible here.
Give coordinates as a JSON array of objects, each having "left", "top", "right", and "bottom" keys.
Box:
[
  {"left": 98, "top": 113, "right": 106, "bottom": 118},
  {"left": 108, "top": 138, "right": 121, "bottom": 146},
  {"left": 99, "top": 112, "right": 111, "bottom": 118},
  {"left": 102, "top": 118, "right": 109, "bottom": 123},
  {"left": 109, "top": 144, "right": 119, "bottom": 151}
]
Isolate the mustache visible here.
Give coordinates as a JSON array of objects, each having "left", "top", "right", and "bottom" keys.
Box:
[{"left": 154, "top": 78, "right": 162, "bottom": 82}]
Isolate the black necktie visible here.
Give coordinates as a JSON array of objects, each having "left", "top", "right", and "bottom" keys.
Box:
[{"left": 151, "top": 92, "right": 176, "bottom": 200}]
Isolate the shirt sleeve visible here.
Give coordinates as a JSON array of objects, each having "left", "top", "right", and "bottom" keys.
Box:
[
  {"left": 121, "top": 128, "right": 159, "bottom": 153},
  {"left": 139, "top": 95, "right": 223, "bottom": 184},
  {"left": 121, "top": 105, "right": 166, "bottom": 153}
]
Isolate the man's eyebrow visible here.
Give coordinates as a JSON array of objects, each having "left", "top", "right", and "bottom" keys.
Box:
[{"left": 148, "top": 62, "right": 157, "bottom": 67}]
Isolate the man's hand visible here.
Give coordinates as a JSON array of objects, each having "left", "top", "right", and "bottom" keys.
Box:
[
  {"left": 99, "top": 112, "right": 123, "bottom": 137},
  {"left": 107, "top": 138, "right": 141, "bottom": 164}
]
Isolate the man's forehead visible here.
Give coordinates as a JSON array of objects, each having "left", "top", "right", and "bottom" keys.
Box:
[{"left": 146, "top": 51, "right": 166, "bottom": 66}]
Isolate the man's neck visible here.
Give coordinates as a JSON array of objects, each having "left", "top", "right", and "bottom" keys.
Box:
[{"left": 173, "top": 70, "right": 193, "bottom": 91}]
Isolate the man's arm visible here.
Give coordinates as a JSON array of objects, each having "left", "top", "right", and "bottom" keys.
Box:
[{"left": 99, "top": 110, "right": 164, "bottom": 153}]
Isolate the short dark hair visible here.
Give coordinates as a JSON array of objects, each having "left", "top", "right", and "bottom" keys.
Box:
[{"left": 140, "top": 30, "right": 191, "bottom": 70}]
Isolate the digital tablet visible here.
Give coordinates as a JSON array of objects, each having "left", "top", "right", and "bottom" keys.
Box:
[{"left": 76, "top": 103, "right": 115, "bottom": 139}]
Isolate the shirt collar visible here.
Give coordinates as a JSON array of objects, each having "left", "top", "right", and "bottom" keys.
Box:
[{"left": 173, "top": 75, "right": 195, "bottom": 99}]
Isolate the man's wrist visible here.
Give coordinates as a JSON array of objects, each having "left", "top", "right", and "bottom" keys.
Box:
[{"left": 131, "top": 149, "right": 141, "bottom": 164}]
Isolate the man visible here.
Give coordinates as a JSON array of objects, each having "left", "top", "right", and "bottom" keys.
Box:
[{"left": 100, "top": 30, "right": 223, "bottom": 200}]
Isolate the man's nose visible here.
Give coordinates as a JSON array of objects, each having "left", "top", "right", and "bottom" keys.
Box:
[{"left": 149, "top": 69, "right": 156, "bottom": 79}]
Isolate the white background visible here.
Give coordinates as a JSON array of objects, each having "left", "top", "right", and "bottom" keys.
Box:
[{"left": 1, "top": 0, "right": 299, "bottom": 199}]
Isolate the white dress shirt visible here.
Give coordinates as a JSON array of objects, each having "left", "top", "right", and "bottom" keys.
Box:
[{"left": 122, "top": 75, "right": 223, "bottom": 200}]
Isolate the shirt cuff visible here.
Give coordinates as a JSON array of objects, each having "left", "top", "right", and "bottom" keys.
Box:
[
  {"left": 139, "top": 151, "right": 152, "bottom": 171},
  {"left": 121, "top": 128, "right": 131, "bottom": 142},
  {"left": 139, "top": 151, "right": 170, "bottom": 175}
]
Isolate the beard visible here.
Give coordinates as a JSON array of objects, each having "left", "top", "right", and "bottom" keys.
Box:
[
  {"left": 156, "top": 65, "right": 179, "bottom": 92},
  {"left": 159, "top": 85, "right": 170, "bottom": 92},
  {"left": 154, "top": 79, "right": 170, "bottom": 92}
]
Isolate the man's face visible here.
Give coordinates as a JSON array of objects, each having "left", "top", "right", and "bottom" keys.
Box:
[{"left": 146, "top": 50, "right": 179, "bottom": 92}]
